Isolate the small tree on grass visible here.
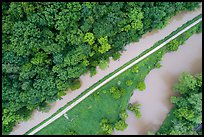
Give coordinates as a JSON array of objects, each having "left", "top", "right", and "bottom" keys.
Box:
[
  {"left": 126, "top": 80, "right": 133, "bottom": 86},
  {"left": 114, "top": 120, "right": 128, "bottom": 131},
  {"left": 137, "top": 81, "right": 146, "bottom": 91},
  {"left": 131, "top": 65, "right": 139, "bottom": 73},
  {"left": 119, "top": 110, "right": 128, "bottom": 121},
  {"left": 109, "top": 87, "right": 125, "bottom": 99},
  {"left": 128, "top": 103, "right": 142, "bottom": 119},
  {"left": 100, "top": 118, "right": 114, "bottom": 135},
  {"left": 155, "top": 62, "right": 161, "bottom": 68}
]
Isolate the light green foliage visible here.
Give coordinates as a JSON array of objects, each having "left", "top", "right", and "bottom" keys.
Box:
[
  {"left": 174, "top": 108, "right": 194, "bottom": 121},
  {"left": 57, "top": 91, "right": 66, "bottom": 98},
  {"left": 126, "top": 80, "right": 133, "bottom": 86},
  {"left": 147, "top": 130, "right": 155, "bottom": 135},
  {"left": 173, "top": 72, "right": 197, "bottom": 94},
  {"left": 131, "top": 66, "right": 139, "bottom": 73},
  {"left": 166, "top": 39, "right": 181, "bottom": 52},
  {"left": 114, "top": 110, "right": 128, "bottom": 131},
  {"left": 109, "top": 86, "right": 125, "bottom": 100},
  {"left": 114, "top": 120, "right": 128, "bottom": 131},
  {"left": 128, "top": 103, "right": 142, "bottom": 119},
  {"left": 98, "top": 36, "right": 111, "bottom": 54},
  {"left": 137, "top": 81, "right": 146, "bottom": 91},
  {"left": 99, "top": 60, "right": 108, "bottom": 70},
  {"left": 119, "top": 110, "right": 128, "bottom": 120},
  {"left": 84, "top": 32, "right": 95, "bottom": 45},
  {"left": 155, "top": 62, "right": 161, "bottom": 68},
  {"left": 99, "top": 118, "right": 114, "bottom": 135}
]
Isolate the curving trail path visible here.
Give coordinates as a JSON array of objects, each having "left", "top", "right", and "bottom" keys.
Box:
[{"left": 10, "top": 7, "right": 202, "bottom": 135}]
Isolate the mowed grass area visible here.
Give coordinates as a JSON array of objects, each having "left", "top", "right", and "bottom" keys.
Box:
[{"left": 26, "top": 14, "right": 202, "bottom": 135}]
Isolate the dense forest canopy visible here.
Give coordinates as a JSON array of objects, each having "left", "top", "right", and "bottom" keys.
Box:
[{"left": 2, "top": 2, "right": 200, "bottom": 133}]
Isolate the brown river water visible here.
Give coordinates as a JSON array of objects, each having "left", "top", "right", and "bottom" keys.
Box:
[
  {"left": 10, "top": 6, "right": 202, "bottom": 135},
  {"left": 113, "top": 32, "right": 202, "bottom": 135}
]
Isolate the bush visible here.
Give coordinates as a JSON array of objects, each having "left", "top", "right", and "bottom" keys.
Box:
[
  {"left": 112, "top": 52, "right": 121, "bottom": 61},
  {"left": 137, "top": 81, "right": 146, "bottom": 91},
  {"left": 128, "top": 103, "right": 142, "bottom": 119},
  {"left": 70, "top": 79, "right": 81, "bottom": 91},
  {"left": 131, "top": 65, "right": 139, "bottom": 73},
  {"left": 114, "top": 120, "right": 128, "bottom": 131},
  {"left": 38, "top": 102, "right": 51, "bottom": 113},
  {"left": 90, "top": 67, "right": 97, "bottom": 77},
  {"left": 126, "top": 80, "right": 133, "bottom": 86},
  {"left": 99, "top": 118, "right": 114, "bottom": 135},
  {"left": 99, "top": 60, "right": 109, "bottom": 70},
  {"left": 119, "top": 110, "right": 128, "bottom": 120}
]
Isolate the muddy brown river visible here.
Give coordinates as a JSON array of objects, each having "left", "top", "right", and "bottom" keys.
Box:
[
  {"left": 113, "top": 32, "right": 202, "bottom": 135},
  {"left": 10, "top": 6, "right": 202, "bottom": 135}
]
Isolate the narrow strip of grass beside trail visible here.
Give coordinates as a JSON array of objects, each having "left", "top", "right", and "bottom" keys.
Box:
[{"left": 25, "top": 14, "right": 202, "bottom": 135}]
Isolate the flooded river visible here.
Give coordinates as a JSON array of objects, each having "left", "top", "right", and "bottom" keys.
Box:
[
  {"left": 10, "top": 6, "right": 202, "bottom": 135},
  {"left": 113, "top": 32, "right": 202, "bottom": 135}
]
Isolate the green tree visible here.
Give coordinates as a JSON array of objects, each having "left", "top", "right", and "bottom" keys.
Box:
[
  {"left": 128, "top": 103, "right": 142, "bottom": 118},
  {"left": 137, "top": 81, "right": 146, "bottom": 91},
  {"left": 114, "top": 120, "right": 128, "bottom": 131},
  {"left": 84, "top": 32, "right": 95, "bottom": 45},
  {"left": 98, "top": 36, "right": 111, "bottom": 54}
]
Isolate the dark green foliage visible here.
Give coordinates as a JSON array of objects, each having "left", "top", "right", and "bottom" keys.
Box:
[
  {"left": 156, "top": 73, "right": 202, "bottom": 135},
  {"left": 70, "top": 79, "right": 81, "bottom": 91},
  {"left": 112, "top": 52, "right": 121, "bottom": 61},
  {"left": 38, "top": 102, "right": 51, "bottom": 113},
  {"left": 2, "top": 2, "right": 200, "bottom": 133}
]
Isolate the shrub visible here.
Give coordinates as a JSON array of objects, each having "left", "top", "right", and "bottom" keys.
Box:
[
  {"left": 112, "top": 52, "right": 121, "bottom": 61},
  {"left": 126, "top": 80, "right": 133, "bottom": 86},
  {"left": 119, "top": 110, "right": 128, "bottom": 120},
  {"left": 70, "top": 79, "right": 81, "bottom": 91},
  {"left": 114, "top": 120, "right": 128, "bottom": 131},
  {"left": 131, "top": 65, "right": 139, "bottom": 73},
  {"left": 128, "top": 103, "right": 142, "bottom": 119},
  {"left": 137, "top": 81, "right": 146, "bottom": 91},
  {"left": 99, "top": 118, "right": 114, "bottom": 135}
]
